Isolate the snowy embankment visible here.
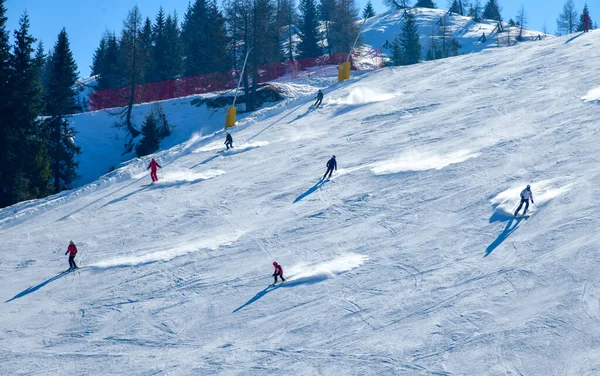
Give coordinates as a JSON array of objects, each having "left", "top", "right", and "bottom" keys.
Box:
[{"left": 1, "top": 32, "right": 600, "bottom": 375}]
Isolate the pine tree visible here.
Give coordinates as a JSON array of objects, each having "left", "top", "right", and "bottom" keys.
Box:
[
  {"left": 0, "top": 0, "right": 16, "bottom": 206},
  {"left": 449, "top": 0, "right": 464, "bottom": 15},
  {"left": 298, "top": 0, "right": 322, "bottom": 58},
  {"left": 93, "top": 32, "right": 122, "bottom": 91},
  {"left": 119, "top": 6, "right": 144, "bottom": 140},
  {"left": 363, "top": 1, "right": 376, "bottom": 18},
  {"left": 163, "top": 12, "right": 182, "bottom": 80},
  {"left": 392, "top": 11, "right": 421, "bottom": 65},
  {"left": 329, "top": 0, "right": 361, "bottom": 54},
  {"left": 181, "top": 0, "right": 230, "bottom": 76},
  {"left": 468, "top": 0, "right": 482, "bottom": 21},
  {"left": 33, "top": 41, "right": 50, "bottom": 113},
  {"left": 556, "top": 0, "right": 578, "bottom": 35},
  {"left": 384, "top": 0, "right": 411, "bottom": 9},
  {"left": 3, "top": 12, "right": 52, "bottom": 206},
  {"left": 90, "top": 35, "right": 107, "bottom": 76},
  {"left": 516, "top": 5, "right": 526, "bottom": 41},
  {"left": 482, "top": 0, "right": 502, "bottom": 21},
  {"left": 139, "top": 17, "right": 154, "bottom": 84},
  {"left": 576, "top": 3, "right": 592, "bottom": 32},
  {"left": 318, "top": 0, "right": 337, "bottom": 54},
  {"left": 45, "top": 29, "right": 81, "bottom": 192},
  {"left": 135, "top": 111, "right": 160, "bottom": 157},
  {"left": 415, "top": 0, "right": 436, "bottom": 8}
]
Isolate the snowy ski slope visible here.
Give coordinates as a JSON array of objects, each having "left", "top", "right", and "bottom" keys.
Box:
[{"left": 1, "top": 31, "right": 600, "bottom": 375}]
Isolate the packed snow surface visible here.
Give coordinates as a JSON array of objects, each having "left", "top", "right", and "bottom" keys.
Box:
[{"left": 2, "top": 31, "right": 600, "bottom": 375}]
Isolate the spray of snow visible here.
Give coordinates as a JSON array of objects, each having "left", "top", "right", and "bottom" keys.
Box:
[
  {"left": 334, "top": 87, "right": 396, "bottom": 105},
  {"left": 159, "top": 169, "right": 225, "bottom": 183},
  {"left": 193, "top": 140, "right": 269, "bottom": 153},
  {"left": 284, "top": 254, "right": 368, "bottom": 285},
  {"left": 490, "top": 179, "right": 572, "bottom": 216},
  {"left": 582, "top": 87, "right": 600, "bottom": 102},
  {"left": 371, "top": 149, "right": 479, "bottom": 175},
  {"left": 90, "top": 232, "right": 245, "bottom": 268}
]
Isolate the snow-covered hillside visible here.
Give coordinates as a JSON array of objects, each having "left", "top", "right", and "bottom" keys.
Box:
[
  {"left": 2, "top": 31, "right": 600, "bottom": 375},
  {"left": 362, "top": 7, "right": 548, "bottom": 58}
]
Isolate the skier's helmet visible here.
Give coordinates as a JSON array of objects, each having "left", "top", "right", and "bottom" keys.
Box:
[
  {"left": 69, "top": 240, "right": 74, "bottom": 244},
  {"left": 273, "top": 261, "right": 277, "bottom": 266},
  {"left": 527, "top": 184, "right": 531, "bottom": 189},
  {"left": 332, "top": 155, "right": 336, "bottom": 159}
]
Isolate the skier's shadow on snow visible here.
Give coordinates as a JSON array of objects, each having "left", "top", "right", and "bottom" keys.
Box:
[
  {"left": 294, "top": 180, "right": 328, "bottom": 203},
  {"left": 232, "top": 275, "right": 328, "bottom": 313},
  {"left": 5, "top": 270, "right": 72, "bottom": 303},
  {"left": 485, "top": 216, "right": 523, "bottom": 257}
]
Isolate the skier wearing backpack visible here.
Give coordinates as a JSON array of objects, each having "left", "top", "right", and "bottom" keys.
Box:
[
  {"left": 272, "top": 261, "right": 285, "bottom": 284},
  {"left": 225, "top": 132, "right": 233, "bottom": 150},
  {"left": 147, "top": 158, "right": 161, "bottom": 183},
  {"left": 323, "top": 155, "right": 337, "bottom": 180},
  {"left": 514, "top": 185, "right": 534, "bottom": 217},
  {"left": 65, "top": 241, "right": 78, "bottom": 269}
]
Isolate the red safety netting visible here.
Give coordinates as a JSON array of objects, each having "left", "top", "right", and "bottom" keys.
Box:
[{"left": 88, "top": 52, "right": 367, "bottom": 111}]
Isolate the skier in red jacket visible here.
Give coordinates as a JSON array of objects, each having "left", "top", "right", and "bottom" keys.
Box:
[
  {"left": 65, "top": 241, "right": 78, "bottom": 269},
  {"left": 147, "top": 158, "right": 161, "bottom": 182},
  {"left": 584, "top": 13, "right": 590, "bottom": 32},
  {"left": 272, "top": 261, "right": 285, "bottom": 284}
]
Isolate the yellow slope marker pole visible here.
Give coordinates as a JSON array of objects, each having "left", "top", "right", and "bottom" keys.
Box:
[
  {"left": 338, "top": 17, "right": 368, "bottom": 83},
  {"left": 226, "top": 48, "right": 252, "bottom": 129}
]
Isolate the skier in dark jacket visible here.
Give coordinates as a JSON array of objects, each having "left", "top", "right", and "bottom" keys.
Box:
[
  {"left": 225, "top": 132, "right": 233, "bottom": 150},
  {"left": 584, "top": 13, "right": 590, "bottom": 32},
  {"left": 514, "top": 185, "right": 534, "bottom": 217},
  {"left": 314, "top": 90, "right": 323, "bottom": 108},
  {"left": 272, "top": 261, "right": 285, "bottom": 284},
  {"left": 323, "top": 155, "right": 337, "bottom": 180},
  {"left": 65, "top": 241, "right": 78, "bottom": 269}
]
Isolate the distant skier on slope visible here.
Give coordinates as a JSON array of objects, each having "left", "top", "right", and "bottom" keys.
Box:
[
  {"left": 225, "top": 132, "right": 233, "bottom": 150},
  {"left": 272, "top": 261, "right": 285, "bottom": 284},
  {"left": 314, "top": 90, "right": 323, "bottom": 108},
  {"left": 65, "top": 241, "right": 78, "bottom": 270},
  {"left": 323, "top": 155, "right": 337, "bottom": 180},
  {"left": 147, "top": 158, "right": 162, "bottom": 183},
  {"left": 514, "top": 184, "right": 534, "bottom": 217}
]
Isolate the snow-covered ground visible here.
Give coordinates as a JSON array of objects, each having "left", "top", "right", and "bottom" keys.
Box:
[
  {"left": 363, "top": 7, "right": 548, "bottom": 58},
  {"left": 2, "top": 31, "right": 600, "bottom": 375}
]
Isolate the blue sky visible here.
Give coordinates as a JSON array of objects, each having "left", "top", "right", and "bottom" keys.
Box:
[{"left": 5, "top": 0, "right": 597, "bottom": 78}]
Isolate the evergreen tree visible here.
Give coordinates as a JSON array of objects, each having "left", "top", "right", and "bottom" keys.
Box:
[
  {"left": 135, "top": 111, "right": 160, "bottom": 157},
  {"left": 556, "top": 0, "right": 578, "bottom": 35},
  {"left": 449, "top": 0, "right": 464, "bottom": 15},
  {"left": 318, "top": 0, "right": 337, "bottom": 54},
  {"left": 576, "top": 3, "right": 592, "bottom": 32},
  {"left": 363, "top": 1, "right": 376, "bottom": 18},
  {"left": 139, "top": 17, "right": 154, "bottom": 84},
  {"left": 298, "top": 0, "right": 322, "bottom": 58},
  {"left": 516, "top": 5, "right": 527, "bottom": 41},
  {"left": 415, "top": 0, "right": 436, "bottom": 8},
  {"left": 468, "top": 0, "right": 482, "bottom": 21},
  {"left": 163, "top": 12, "right": 182, "bottom": 79},
  {"left": 0, "top": 0, "right": 15, "bottom": 206},
  {"left": 45, "top": 29, "right": 81, "bottom": 192},
  {"left": 90, "top": 35, "right": 107, "bottom": 76},
  {"left": 181, "top": 0, "right": 230, "bottom": 76},
  {"left": 482, "top": 0, "right": 502, "bottom": 21},
  {"left": 118, "top": 5, "right": 144, "bottom": 139},
  {"left": 33, "top": 41, "right": 50, "bottom": 113},
  {"left": 93, "top": 32, "right": 122, "bottom": 91},
  {"left": 329, "top": 0, "right": 361, "bottom": 54},
  {"left": 383, "top": 0, "right": 411, "bottom": 9},
  {"left": 392, "top": 11, "right": 421, "bottom": 65},
  {"left": 3, "top": 12, "right": 52, "bottom": 206}
]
